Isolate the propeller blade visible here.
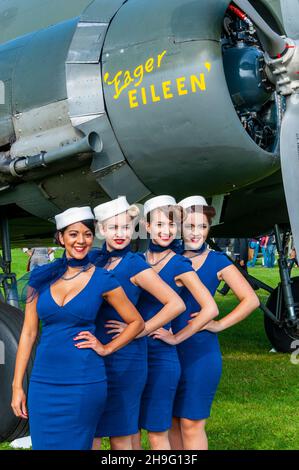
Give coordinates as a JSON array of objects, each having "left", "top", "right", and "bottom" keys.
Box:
[
  {"left": 281, "top": 0, "right": 299, "bottom": 40},
  {"left": 280, "top": 93, "right": 299, "bottom": 253},
  {"left": 233, "top": 0, "right": 286, "bottom": 57}
]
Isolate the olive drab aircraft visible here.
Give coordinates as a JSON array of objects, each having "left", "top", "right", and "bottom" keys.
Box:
[{"left": 0, "top": 0, "right": 299, "bottom": 442}]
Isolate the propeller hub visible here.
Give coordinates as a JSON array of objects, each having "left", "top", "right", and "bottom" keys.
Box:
[
  {"left": 223, "top": 45, "right": 272, "bottom": 112},
  {"left": 264, "top": 39, "right": 299, "bottom": 96}
]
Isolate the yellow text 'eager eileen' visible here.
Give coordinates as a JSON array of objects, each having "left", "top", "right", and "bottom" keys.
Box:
[{"left": 128, "top": 72, "right": 210, "bottom": 109}]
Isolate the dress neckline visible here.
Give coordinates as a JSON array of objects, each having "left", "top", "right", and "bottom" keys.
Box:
[
  {"left": 49, "top": 267, "right": 96, "bottom": 308},
  {"left": 155, "top": 253, "right": 177, "bottom": 274},
  {"left": 190, "top": 250, "right": 212, "bottom": 272},
  {"left": 105, "top": 252, "right": 129, "bottom": 272}
]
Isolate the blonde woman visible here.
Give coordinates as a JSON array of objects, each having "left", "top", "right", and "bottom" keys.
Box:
[{"left": 91, "top": 197, "right": 186, "bottom": 451}]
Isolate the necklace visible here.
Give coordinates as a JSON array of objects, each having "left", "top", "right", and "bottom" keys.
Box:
[
  {"left": 146, "top": 250, "right": 172, "bottom": 267},
  {"left": 186, "top": 250, "right": 207, "bottom": 259},
  {"left": 184, "top": 243, "right": 208, "bottom": 259},
  {"left": 105, "top": 257, "right": 121, "bottom": 269},
  {"left": 61, "top": 264, "right": 92, "bottom": 281}
]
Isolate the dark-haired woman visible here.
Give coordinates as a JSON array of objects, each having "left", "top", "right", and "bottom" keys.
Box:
[
  {"left": 11, "top": 206, "right": 144, "bottom": 450},
  {"left": 108, "top": 196, "right": 218, "bottom": 450},
  {"left": 153, "top": 196, "right": 260, "bottom": 450}
]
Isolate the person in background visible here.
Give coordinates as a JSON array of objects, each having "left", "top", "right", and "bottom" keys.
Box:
[
  {"left": 259, "top": 235, "right": 268, "bottom": 267},
  {"left": 25, "top": 247, "right": 54, "bottom": 271},
  {"left": 214, "top": 238, "right": 230, "bottom": 254},
  {"left": 219, "top": 238, "right": 248, "bottom": 296},
  {"left": 247, "top": 238, "right": 260, "bottom": 268},
  {"left": 48, "top": 247, "right": 57, "bottom": 262},
  {"left": 233, "top": 238, "right": 249, "bottom": 273},
  {"left": 265, "top": 233, "right": 276, "bottom": 268},
  {"left": 288, "top": 247, "right": 299, "bottom": 269}
]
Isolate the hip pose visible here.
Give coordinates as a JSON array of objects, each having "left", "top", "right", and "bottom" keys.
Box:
[
  {"left": 108, "top": 196, "right": 217, "bottom": 450},
  {"left": 91, "top": 196, "right": 185, "bottom": 451},
  {"left": 11, "top": 206, "right": 144, "bottom": 450},
  {"left": 153, "top": 196, "right": 260, "bottom": 450}
]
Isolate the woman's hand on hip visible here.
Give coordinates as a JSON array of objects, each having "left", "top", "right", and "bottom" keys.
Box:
[
  {"left": 201, "top": 320, "right": 223, "bottom": 333},
  {"left": 105, "top": 320, "right": 127, "bottom": 339},
  {"left": 74, "top": 331, "right": 111, "bottom": 356},
  {"left": 149, "top": 327, "right": 177, "bottom": 345}
]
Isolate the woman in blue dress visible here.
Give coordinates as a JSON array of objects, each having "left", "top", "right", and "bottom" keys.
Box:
[
  {"left": 11, "top": 206, "right": 144, "bottom": 450},
  {"left": 153, "top": 196, "right": 260, "bottom": 450},
  {"left": 91, "top": 196, "right": 186, "bottom": 451},
  {"left": 107, "top": 195, "right": 218, "bottom": 450}
]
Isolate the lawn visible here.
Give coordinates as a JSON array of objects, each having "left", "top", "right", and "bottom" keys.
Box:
[{"left": 1, "top": 251, "right": 299, "bottom": 450}]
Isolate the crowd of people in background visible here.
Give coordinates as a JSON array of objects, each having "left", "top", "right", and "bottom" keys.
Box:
[
  {"left": 23, "top": 247, "right": 57, "bottom": 271},
  {"left": 23, "top": 235, "right": 298, "bottom": 273},
  {"left": 215, "top": 235, "right": 298, "bottom": 270}
]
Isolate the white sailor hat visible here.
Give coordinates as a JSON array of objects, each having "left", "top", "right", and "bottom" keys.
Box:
[
  {"left": 94, "top": 196, "right": 139, "bottom": 223},
  {"left": 178, "top": 195, "right": 208, "bottom": 209},
  {"left": 144, "top": 195, "right": 177, "bottom": 217},
  {"left": 55, "top": 206, "right": 94, "bottom": 230}
]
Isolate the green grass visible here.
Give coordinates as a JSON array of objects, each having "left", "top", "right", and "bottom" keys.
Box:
[
  {"left": 1, "top": 252, "right": 299, "bottom": 450},
  {"left": 209, "top": 266, "right": 299, "bottom": 450}
]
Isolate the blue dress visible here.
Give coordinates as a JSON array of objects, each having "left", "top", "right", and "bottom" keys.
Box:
[
  {"left": 138, "top": 254, "right": 193, "bottom": 432},
  {"left": 28, "top": 267, "right": 120, "bottom": 450},
  {"left": 94, "top": 252, "right": 150, "bottom": 438},
  {"left": 172, "top": 250, "right": 232, "bottom": 420}
]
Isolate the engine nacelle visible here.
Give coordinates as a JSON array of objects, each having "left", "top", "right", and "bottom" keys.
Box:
[{"left": 0, "top": 0, "right": 281, "bottom": 217}]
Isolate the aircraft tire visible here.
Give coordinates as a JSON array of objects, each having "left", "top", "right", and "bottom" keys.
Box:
[
  {"left": 264, "top": 277, "right": 299, "bottom": 353},
  {"left": 0, "top": 301, "right": 35, "bottom": 443}
]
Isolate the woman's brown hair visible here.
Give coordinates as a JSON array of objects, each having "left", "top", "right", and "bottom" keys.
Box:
[
  {"left": 146, "top": 205, "right": 186, "bottom": 225},
  {"left": 54, "top": 219, "right": 96, "bottom": 247},
  {"left": 186, "top": 205, "right": 216, "bottom": 226}
]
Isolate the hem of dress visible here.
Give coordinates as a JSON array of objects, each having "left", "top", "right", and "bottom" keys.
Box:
[
  {"left": 139, "top": 425, "right": 171, "bottom": 433},
  {"left": 173, "top": 412, "right": 211, "bottom": 421},
  {"left": 95, "top": 428, "right": 138, "bottom": 438},
  {"left": 30, "top": 377, "right": 106, "bottom": 385}
]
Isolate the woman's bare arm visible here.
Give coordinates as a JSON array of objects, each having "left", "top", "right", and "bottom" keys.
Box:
[
  {"left": 153, "top": 271, "right": 218, "bottom": 345},
  {"left": 75, "top": 287, "right": 144, "bottom": 355},
  {"left": 105, "top": 269, "right": 185, "bottom": 339},
  {"left": 11, "top": 297, "right": 39, "bottom": 418},
  {"left": 201, "top": 265, "right": 260, "bottom": 333},
  {"left": 134, "top": 269, "right": 185, "bottom": 335}
]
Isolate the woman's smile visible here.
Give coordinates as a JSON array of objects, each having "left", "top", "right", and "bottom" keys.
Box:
[{"left": 114, "top": 238, "right": 126, "bottom": 245}]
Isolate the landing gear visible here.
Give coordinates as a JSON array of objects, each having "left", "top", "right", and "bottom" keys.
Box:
[
  {"left": 0, "top": 212, "right": 32, "bottom": 442},
  {"left": 263, "top": 226, "right": 299, "bottom": 352},
  {"left": 0, "top": 216, "right": 19, "bottom": 308},
  {"left": 211, "top": 226, "right": 299, "bottom": 353},
  {"left": 0, "top": 301, "right": 32, "bottom": 442},
  {"left": 264, "top": 277, "right": 299, "bottom": 352}
]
